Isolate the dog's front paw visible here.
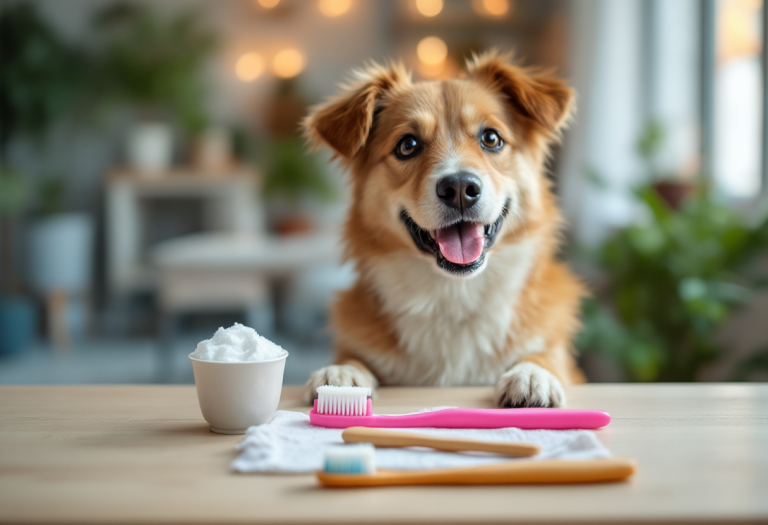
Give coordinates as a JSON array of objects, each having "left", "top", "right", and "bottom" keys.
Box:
[
  {"left": 494, "top": 362, "right": 566, "bottom": 408},
  {"left": 303, "top": 364, "right": 377, "bottom": 405}
]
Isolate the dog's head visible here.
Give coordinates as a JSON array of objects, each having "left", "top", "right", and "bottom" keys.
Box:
[{"left": 303, "top": 51, "right": 573, "bottom": 278}]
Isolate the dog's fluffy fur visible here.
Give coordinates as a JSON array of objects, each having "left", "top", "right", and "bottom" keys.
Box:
[{"left": 302, "top": 51, "right": 585, "bottom": 408}]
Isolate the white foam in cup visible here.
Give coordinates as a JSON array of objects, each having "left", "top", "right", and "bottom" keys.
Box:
[{"left": 189, "top": 324, "right": 288, "bottom": 434}]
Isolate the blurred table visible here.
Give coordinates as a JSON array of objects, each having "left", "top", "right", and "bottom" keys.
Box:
[
  {"left": 151, "top": 230, "right": 342, "bottom": 280},
  {"left": 1, "top": 384, "right": 767, "bottom": 524}
]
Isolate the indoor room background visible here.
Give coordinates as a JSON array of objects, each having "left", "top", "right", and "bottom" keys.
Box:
[{"left": 1, "top": 0, "right": 767, "bottom": 385}]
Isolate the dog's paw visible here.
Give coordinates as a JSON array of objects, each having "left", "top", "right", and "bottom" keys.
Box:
[
  {"left": 494, "top": 362, "right": 566, "bottom": 408},
  {"left": 303, "top": 364, "right": 377, "bottom": 405}
]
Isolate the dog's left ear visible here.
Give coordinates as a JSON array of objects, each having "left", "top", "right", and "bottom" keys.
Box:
[
  {"left": 467, "top": 51, "right": 573, "bottom": 140},
  {"left": 303, "top": 62, "right": 410, "bottom": 159}
]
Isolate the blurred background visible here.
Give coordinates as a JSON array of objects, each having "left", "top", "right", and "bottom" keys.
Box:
[{"left": 1, "top": 0, "right": 767, "bottom": 385}]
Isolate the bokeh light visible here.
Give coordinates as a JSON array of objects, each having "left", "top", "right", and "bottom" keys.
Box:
[
  {"left": 272, "top": 48, "right": 306, "bottom": 78},
  {"left": 256, "top": 0, "right": 280, "bottom": 8},
  {"left": 318, "top": 0, "right": 352, "bottom": 17},
  {"left": 418, "top": 62, "right": 444, "bottom": 79},
  {"left": 235, "top": 52, "right": 266, "bottom": 82},
  {"left": 415, "top": 0, "right": 443, "bottom": 17},
  {"left": 718, "top": 0, "right": 762, "bottom": 61},
  {"left": 417, "top": 36, "right": 448, "bottom": 66},
  {"left": 472, "top": 0, "right": 510, "bottom": 18}
]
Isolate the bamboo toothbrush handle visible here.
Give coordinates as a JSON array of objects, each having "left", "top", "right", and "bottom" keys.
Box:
[
  {"left": 342, "top": 426, "right": 540, "bottom": 457},
  {"left": 317, "top": 458, "right": 637, "bottom": 487}
]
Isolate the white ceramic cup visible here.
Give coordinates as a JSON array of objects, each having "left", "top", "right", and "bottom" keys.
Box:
[{"left": 189, "top": 353, "right": 288, "bottom": 434}]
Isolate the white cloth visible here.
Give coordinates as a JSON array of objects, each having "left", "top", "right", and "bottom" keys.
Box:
[{"left": 231, "top": 410, "right": 611, "bottom": 473}]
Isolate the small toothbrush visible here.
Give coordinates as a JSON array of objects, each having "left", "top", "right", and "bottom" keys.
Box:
[
  {"left": 342, "top": 426, "right": 540, "bottom": 457},
  {"left": 310, "top": 386, "right": 611, "bottom": 430},
  {"left": 317, "top": 444, "right": 636, "bottom": 487}
]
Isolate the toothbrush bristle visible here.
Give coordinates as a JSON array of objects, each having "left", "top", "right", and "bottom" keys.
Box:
[
  {"left": 323, "top": 444, "right": 375, "bottom": 475},
  {"left": 316, "top": 385, "right": 371, "bottom": 416}
]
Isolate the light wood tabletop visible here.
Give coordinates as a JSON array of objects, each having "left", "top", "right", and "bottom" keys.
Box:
[{"left": 1, "top": 384, "right": 766, "bottom": 524}]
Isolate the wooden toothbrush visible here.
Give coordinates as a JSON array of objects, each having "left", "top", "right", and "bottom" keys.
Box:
[
  {"left": 342, "top": 426, "right": 541, "bottom": 458},
  {"left": 318, "top": 444, "right": 637, "bottom": 487}
]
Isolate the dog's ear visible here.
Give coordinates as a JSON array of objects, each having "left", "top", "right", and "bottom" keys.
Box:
[
  {"left": 303, "top": 62, "right": 410, "bottom": 159},
  {"left": 466, "top": 50, "right": 573, "bottom": 139}
]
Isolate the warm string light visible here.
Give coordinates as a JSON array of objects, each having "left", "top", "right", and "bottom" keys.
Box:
[
  {"left": 472, "top": 0, "right": 510, "bottom": 18},
  {"left": 415, "top": 0, "right": 443, "bottom": 17},
  {"left": 234, "top": 49, "right": 307, "bottom": 81},
  {"left": 418, "top": 62, "right": 445, "bottom": 78},
  {"left": 235, "top": 52, "right": 266, "bottom": 82},
  {"left": 273, "top": 48, "right": 306, "bottom": 78},
  {"left": 417, "top": 36, "right": 448, "bottom": 66},
  {"left": 256, "top": 0, "right": 280, "bottom": 8},
  {"left": 318, "top": 0, "right": 352, "bottom": 17}
]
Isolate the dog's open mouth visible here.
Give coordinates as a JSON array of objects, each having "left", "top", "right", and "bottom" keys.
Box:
[{"left": 400, "top": 200, "right": 510, "bottom": 275}]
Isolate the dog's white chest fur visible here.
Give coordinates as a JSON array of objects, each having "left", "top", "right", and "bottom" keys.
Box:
[{"left": 365, "top": 240, "right": 538, "bottom": 386}]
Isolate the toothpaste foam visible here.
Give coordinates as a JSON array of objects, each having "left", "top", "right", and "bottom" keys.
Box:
[{"left": 189, "top": 323, "right": 287, "bottom": 362}]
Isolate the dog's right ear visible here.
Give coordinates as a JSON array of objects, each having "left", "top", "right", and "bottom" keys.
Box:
[{"left": 303, "top": 62, "right": 410, "bottom": 159}]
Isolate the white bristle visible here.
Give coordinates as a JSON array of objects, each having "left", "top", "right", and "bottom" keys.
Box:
[
  {"left": 323, "top": 444, "right": 376, "bottom": 475},
  {"left": 316, "top": 385, "right": 371, "bottom": 415}
]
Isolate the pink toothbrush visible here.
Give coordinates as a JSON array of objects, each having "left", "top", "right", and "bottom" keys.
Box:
[{"left": 309, "top": 386, "right": 611, "bottom": 430}]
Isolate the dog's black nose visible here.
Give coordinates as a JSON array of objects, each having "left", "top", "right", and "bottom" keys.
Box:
[{"left": 436, "top": 173, "right": 482, "bottom": 211}]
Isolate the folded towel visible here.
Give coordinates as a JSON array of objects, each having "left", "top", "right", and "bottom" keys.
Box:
[{"left": 232, "top": 409, "right": 611, "bottom": 474}]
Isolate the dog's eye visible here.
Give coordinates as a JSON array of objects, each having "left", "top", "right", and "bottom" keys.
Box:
[
  {"left": 480, "top": 129, "right": 504, "bottom": 151},
  {"left": 394, "top": 134, "right": 422, "bottom": 160}
]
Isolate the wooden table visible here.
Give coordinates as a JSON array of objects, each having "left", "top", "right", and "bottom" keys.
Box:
[{"left": 1, "top": 384, "right": 766, "bottom": 524}]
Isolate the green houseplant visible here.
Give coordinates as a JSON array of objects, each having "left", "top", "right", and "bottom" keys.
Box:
[
  {"left": 0, "top": 2, "right": 85, "bottom": 151},
  {"left": 0, "top": 3, "right": 87, "bottom": 355},
  {"left": 260, "top": 79, "right": 338, "bottom": 235},
  {"left": 577, "top": 122, "right": 768, "bottom": 382},
  {"left": 262, "top": 136, "right": 337, "bottom": 235},
  {"left": 577, "top": 186, "right": 768, "bottom": 381},
  {"left": 92, "top": 3, "right": 216, "bottom": 173}
]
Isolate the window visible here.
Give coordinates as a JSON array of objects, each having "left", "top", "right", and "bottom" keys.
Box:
[{"left": 712, "top": 0, "right": 764, "bottom": 199}]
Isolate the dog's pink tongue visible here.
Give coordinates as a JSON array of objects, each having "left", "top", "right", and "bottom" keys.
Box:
[{"left": 435, "top": 222, "right": 484, "bottom": 265}]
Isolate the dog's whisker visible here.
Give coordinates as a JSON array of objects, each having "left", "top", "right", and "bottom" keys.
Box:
[{"left": 511, "top": 211, "right": 528, "bottom": 233}]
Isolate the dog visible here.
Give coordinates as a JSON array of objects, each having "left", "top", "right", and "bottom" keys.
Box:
[{"left": 302, "top": 50, "right": 585, "bottom": 408}]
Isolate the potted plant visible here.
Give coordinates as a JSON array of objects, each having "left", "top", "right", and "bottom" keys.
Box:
[
  {"left": 577, "top": 121, "right": 768, "bottom": 381},
  {"left": 0, "top": 3, "right": 87, "bottom": 356},
  {"left": 262, "top": 136, "right": 337, "bottom": 235},
  {"left": 26, "top": 177, "right": 94, "bottom": 334},
  {"left": 92, "top": 3, "right": 216, "bottom": 175},
  {"left": 261, "top": 79, "right": 338, "bottom": 235},
  {"left": 0, "top": 168, "right": 36, "bottom": 357},
  {"left": 0, "top": 3, "right": 86, "bottom": 149},
  {"left": 577, "top": 184, "right": 768, "bottom": 382},
  {"left": 637, "top": 120, "right": 697, "bottom": 210}
]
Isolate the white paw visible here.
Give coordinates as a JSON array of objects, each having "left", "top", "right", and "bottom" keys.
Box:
[
  {"left": 303, "top": 364, "right": 377, "bottom": 405},
  {"left": 494, "top": 362, "right": 566, "bottom": 408}
]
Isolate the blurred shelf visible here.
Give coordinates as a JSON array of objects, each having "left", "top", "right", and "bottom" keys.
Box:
[
  {"left": 105, "top": 165, "right": 264, "bottom": 297},
  {"left": 105, "top": 166, "right": 259, "bottom": 195}
]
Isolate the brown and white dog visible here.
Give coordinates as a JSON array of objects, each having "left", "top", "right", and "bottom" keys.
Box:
[{"left": 302, "top": 51, "right": 585, "bottom": 408}]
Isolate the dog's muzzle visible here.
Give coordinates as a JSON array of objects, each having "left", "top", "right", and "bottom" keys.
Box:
[{"left": 400, "top": 199, "right": 510, "bottom": 276}]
